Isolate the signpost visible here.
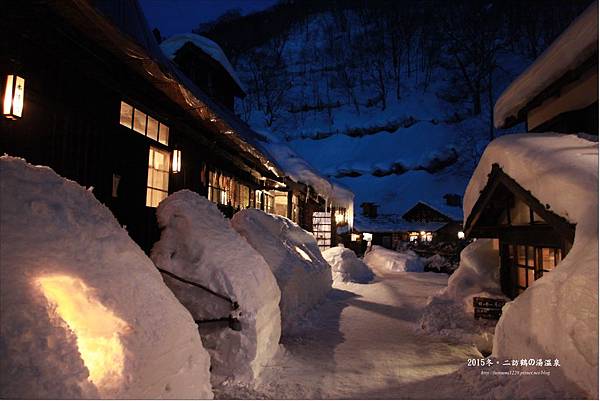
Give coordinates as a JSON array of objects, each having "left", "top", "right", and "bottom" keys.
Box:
[{"left": 473, "top": 296, "right": 506, "bottom": 320}]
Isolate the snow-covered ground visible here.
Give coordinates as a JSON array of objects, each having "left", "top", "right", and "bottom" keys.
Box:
[{"left": 215, "top": 266, "right": 482, "bottom": 399}]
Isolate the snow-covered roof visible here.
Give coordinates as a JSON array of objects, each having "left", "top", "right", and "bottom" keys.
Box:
[
  {"left": 494, "top": 2, "right": 598, "bottom": 128},
  {"left": 160, "top": 33, "right": 246, "bottom": 95},
  {"left": 464, "top": 133, "right": 598, "bottom": 231},
  {"left": 402, "top": 201, "right": 463, "bottom": 222},
  {"left": 256, "top": 129, "right": 354, "bottom": 207},
  {"left": 353, "top": 214, "right": 448, "bottom": 233}
]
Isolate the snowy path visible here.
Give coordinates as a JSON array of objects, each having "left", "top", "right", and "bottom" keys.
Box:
[{"left": 217, "top": 269, "right": 482, "bottom": 399}]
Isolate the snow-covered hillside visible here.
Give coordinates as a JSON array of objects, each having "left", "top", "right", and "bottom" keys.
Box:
[{"left": 223, "top": 7, "right": 534, "bottom": 216}]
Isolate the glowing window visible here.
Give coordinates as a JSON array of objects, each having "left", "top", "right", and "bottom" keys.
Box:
[
  {"left": 119, "top": 101, "right": 169, "bottom": 145},
  {"left": 119, "top": 101, "right": 133, "bottom": 128},
  {"left": 36, "top": 275, "right": 129, "bottom": 391},
  {"left": 133, "top": 108, "right": 147, "bottom": 135},
  {"left": 147, "top": 146, "right": 170, "bottom": 207},
  {"left": 158, "top": 123, "right": 169, "bottom": 145},
  {"left": 146, "top": 116, "right": 159, "bottom": 141}
]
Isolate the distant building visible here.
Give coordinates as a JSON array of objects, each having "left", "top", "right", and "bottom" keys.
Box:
[{"left": 352, "top": 199, "right": 462, "bottom": 251}]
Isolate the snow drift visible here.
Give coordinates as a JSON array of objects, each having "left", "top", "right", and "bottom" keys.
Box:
[
  {"left": 464, "top": 133, "right": 598, "bottom": 398},
  {"left": 150, "top": 191, "right": 281, "bottom": 384},
  {"left": 231, "top": 209, "right": 332, "bottom": 334},
  {"left": 321, "top": 246, "right": 374, "bottom": 283},
  {"left": 420, "top": 239, "right": 506, "bottom": 354},
  {"left": 363, "top": 246, "right": 425, "bottom": 273},
  {"left": 0, "top": 157, "right": 212, "bottom": 399}
]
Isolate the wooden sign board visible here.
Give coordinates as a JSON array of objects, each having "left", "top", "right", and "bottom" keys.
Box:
[{"left": 473, "top": 297, "right": 506, "bottom": 320}]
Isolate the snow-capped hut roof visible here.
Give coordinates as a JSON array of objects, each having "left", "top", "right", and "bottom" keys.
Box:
[
  {"left": 161, "top": 33, "right": 246, "bottom": 96},
  {"left": 463, "top": 133, "right": 597, "bottom": 237},
  {"left": 494, "top": 1, "right": 598, "bottom": 129},
  {"left": 55, "top": 0, "right": 283, "bottom": 180}
]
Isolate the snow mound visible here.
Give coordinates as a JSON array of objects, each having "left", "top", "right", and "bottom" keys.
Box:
[
  {"left": 231, "top": 209, "right": 332, "bottom": 334},
  {"left": 464, "top": 133, "right": 598, "bottom": 398},
  {"left": 321, "top": 246, "right": 374, "bottom": 283},
  {"left": 420, "top": 239, "right": 507, "bottom": 354},
  {"left": 0, "top": 157, "right": 212, "bottom": 399},
  {"left": 161, "top": 33, "right": 246, "bottom": 93},
  {"left": 363, "top": 246, "right": 425, "bottom": 273},
  {"left": 150, "top": 190, "right": 281, "bottom": 384},
  {"left": 494, "top": 2, "right": 598, "bottom": 128}
]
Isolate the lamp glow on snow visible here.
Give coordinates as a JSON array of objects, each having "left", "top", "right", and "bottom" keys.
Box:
[
  {"left": 172, "top": 149, "right": 182, "bottom": 173},
  {"left": 457, "top": 231, "right": 465, "bottom": 240},
  {"left": 3, "top": 74, "right": 25, "bottom": 119},
  {"left": 36, "top": 275, "right": 129, "bottom": 392}
]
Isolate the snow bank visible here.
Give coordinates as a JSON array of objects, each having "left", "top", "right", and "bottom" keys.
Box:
[
  {"left": 321, "top": 246, "right": 374, "bottom": 283},
  {"left": 150, "top": 191, "right": 281, "bottom": 384},
  {"left": 161, "top": 33, "right": 246, "bottom": 93},
  {"left": 464, "top": 133, "right": 598, "bottom": 397},
  {"left": 494, "top": 2, "right": 598, "bottom": 128},
  {"left": 231, "top": 209, "right": 332, "bottom": 334},
  {"left": 420, "top": 239, "right": 506, "bottom": 353},
  {"left": 363, "top": 246, "right": 425, "bottom": 273},
  {"left": 0, "top": 157, "right": 212, "bottom": 399}
]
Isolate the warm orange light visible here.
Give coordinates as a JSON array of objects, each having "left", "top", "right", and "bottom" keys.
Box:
[
  {"left": 172, "top": 149, "right": 181, "bottom": 173},
  {"left": 3, "top": 75, "right": 24, "bottom": 119},
  {"left": 36, "top": 275, "right": 129, "bottom": 392}
]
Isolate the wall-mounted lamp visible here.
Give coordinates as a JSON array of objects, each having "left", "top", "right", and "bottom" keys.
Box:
[
  {"left": 3, "top": 74, "right": 25, "bottom": 119},
  {"left": 172, "top": 149, "right": 181, "bottom": 173}
]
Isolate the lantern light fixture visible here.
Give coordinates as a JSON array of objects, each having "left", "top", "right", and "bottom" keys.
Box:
[
  {"left": 362, "top": 232, "right": 373, "bottom": 242},
  {"left": 3, "top": 74, "right": 25, "bottom": 119},
  {"left": 172, "top": 149, "right": 181, "bottom": 173},
  {"left": 457, "top": 231, "right": 465, "bottom": 240}
]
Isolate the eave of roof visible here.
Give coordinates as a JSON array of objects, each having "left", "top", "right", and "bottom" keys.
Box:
[
  {"left": 54, "top": 0, "right": 284, "bottom": 180},
  {"left": 494, "top": 1, "right": 598, "bottom": 129}
]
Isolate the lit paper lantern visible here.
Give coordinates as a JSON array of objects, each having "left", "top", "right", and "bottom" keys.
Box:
[
  {"left": 172, "top": 149, "right": 181, "bottom": 173},
  {"left": 3, "top": 75, "right": 25, "bottom": 119}
]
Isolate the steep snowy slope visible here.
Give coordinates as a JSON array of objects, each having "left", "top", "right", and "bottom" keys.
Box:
[{"left": 226, "top": 9, "right": 530, "bottom": 217}]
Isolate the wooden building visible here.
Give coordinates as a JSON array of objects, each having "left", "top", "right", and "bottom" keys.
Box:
[
  {"left": 0, "top": 0, "right": 352, "bottom": 253},
  {"left": 351, "top": 201, "right": 462, "bottom": 252},
  {"left": 463, "top": 164, "right": 575, "bottom": 298},
  {"left": 464, "top": 2, "right": 597, "bottom": 299}
]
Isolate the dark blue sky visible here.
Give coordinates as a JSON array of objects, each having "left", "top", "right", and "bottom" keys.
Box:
[{"left": 140, "top": 0, "right": 279, "bottom": 37}]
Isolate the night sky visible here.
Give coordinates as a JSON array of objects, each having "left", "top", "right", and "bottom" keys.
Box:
[{"left": 140, "top": 0, "right": 279, "bottom": 37}]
